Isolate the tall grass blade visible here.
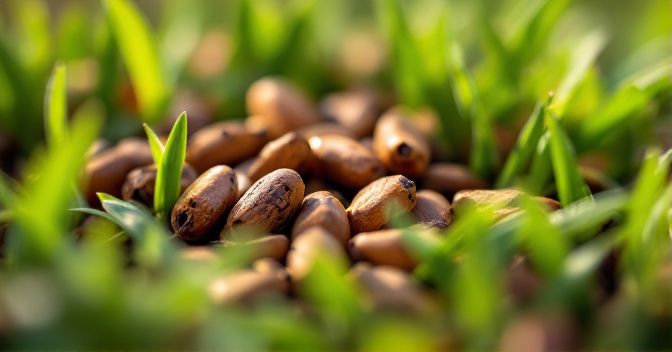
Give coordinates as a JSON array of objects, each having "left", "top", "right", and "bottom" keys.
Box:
[
  {"left": 44, "top": 63, "right": 68, "bottom": 147},
  {"left": 154, "top": 112, "right": 188, "bottom": 219},
  {"left": 143, "top": 123, "right": 165, "bottom": 164},
  {"left": 547, "top": 114, "right": 591, "bottom": 206},
  {"left": 104, "top": 0, "right": 171, "bottom": 122}
]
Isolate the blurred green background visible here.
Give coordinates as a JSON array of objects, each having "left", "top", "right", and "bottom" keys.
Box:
[{"left": 0, "top": 0, "right": 671, "bottom": 350}]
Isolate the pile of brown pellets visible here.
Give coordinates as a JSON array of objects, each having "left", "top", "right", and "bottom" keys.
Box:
[{"left": 83, "top": 77, "right": 562, "bottom": 311}]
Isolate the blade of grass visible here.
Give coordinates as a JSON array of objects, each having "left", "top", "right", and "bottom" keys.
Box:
[
  {"left": 552, "top": 30, "right": 607, "bottom": 116},
  {"left": 524, "top": 132, "right": 552, "bottom": 195},
  {"left": 44, "top": 63, "right": 68, "bottom": 147},
  {"left": 496, "top": 97, "right": 551, "bottom": 188},
  {"left": 143, "top": 123, "right": 165, "bottom": 164},
  {"left": 547, "top": 114, "right": 591, "bottom": 206},
  {"left": 8, "top": 110, "right": 102, "bottom": 266},
  {"left": 104, "top": 0, "right": 171, "bottom": 122},
  {"left": 448, "top": 43, "right": 498, "bottom": 178},
  {"left": 154, "top": 112, "right": 188, "bottom": 219},
  {"left": 517, "top": 195, "right": 569, "bottom": 277}
]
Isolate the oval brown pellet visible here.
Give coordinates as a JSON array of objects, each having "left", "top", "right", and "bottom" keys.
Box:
[
  {"left": 453, "top": 189, "right": 561, "bottom": 215},
  {"left": 246, "top": 132, "right": 312, "bottom": 182},
  {"left": 295, "top": 122, "right": 356, "bottom": 140},
  {"left": 422, "top": 163, "right": 487, "bottom": 197},
  {"left": 246, "top": 77, "right": 320, "bottom": 138},
  {"left": 413, "top": 190, "right": 452, "bottom": 229},
  {"left": 209, "top": 270, "right": 289, "bottom": 306},
  {"left": 320, "top": 88, "right": 383, "bottom": 138},
  {"left": 253, "top": 258, "right": 290, "bottom": 282},
  {"left": 180, "top": 246, "right": 218, "bottom": 263},
  {"left": 171, "top": 165, "right": 238, "bottom": 242},
  {"left": 348, "top": 263, "right": 436, "bottom": 315},
  {"left": 373, "top": 109, "right": 431, "bottom": 179},
  {"left": 84, "top": 138, "right": 153, "bottom": 205},
  {"left": 121, "top": 163, "right": 198, "bottom": 207},
  {"left": 308, "top": 135, "right": 385, "bottom": 190},
  {"left": 226, "top": 168, "right": 305, "bottom": 233},
  {"left": 291, "top": 191, "right": 350, "bottom": 246},
  {"left": 186, "top": 122, "right": 267, "bottom": 173},
  {"left": 346, "top": 175, "right": 417, "bottom": 234},
  {"left": 287, "top": 227, "right": 347, "bottom": 285},
  {"left": 348, "top": 228, "right": 440, "bottom": 271},
  {"left": 220, "top": 234, "right": 289, "bottom": 261}
]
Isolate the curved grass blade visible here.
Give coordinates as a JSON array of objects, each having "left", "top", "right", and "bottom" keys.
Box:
[
  {"left": 154, "top": 112, "right": 188, "bottom": 219},
  {"left": 8, "top": 111, "right": 101, "bottom": 265},
  {"left": 524, "top": 132, "right": 552, "bottom": 195},
  {"left": 104, "top": 0, "right": 171, "bottom": 122},
  {"left": 44, "top": 63, "right": 68, "bottom": 147},
  {"left": 547, "top": 114, "right": 591, "bottom": 206},
  {"left": 496, "top": 97, "right": 550, "bottom": 188},
  {"left": 143, "top": 123, "right": 165, "bottom": 164}
]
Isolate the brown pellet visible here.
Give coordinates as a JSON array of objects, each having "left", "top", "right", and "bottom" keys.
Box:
[
  {"left": 287, "top": 227, "right": 347, "bottom": 285},
  {"left": 246, "top": 132, "right": 312, "bottom": 182},
  {"left": 412, "top": 190, "right": 453, "bottom": 229},
  {"left": 296, "top": 122, "right": 356, "bottom": 140},
  {"left": 246, "top": 77, "right": 320, "bottom": 138},
  {"left": 308, "top": 135, "right": 386, "bottom": 190},
  {"left": 84, "top": 138, "right": 153, "bottom": 205},
  {"left": 349, "top": 228, "right": 439, "bottom": 271},
  {"left": 422, "top": 163, "right": 487, "bottom": 197},
  {"left": 291, "top": 191, "right": 350, "bottom": 246},
  {"left": 171, "top": 165, "right": 238, "bottom": 242},
  {"left": 220, "top": 234, "right": 289, "bottom": 261},
  {"left": 186, "top": 122, "right": 267, "bottom": 173},
  {"left": 373, "top": 109, "right": 431, "bottom": 179},
  {"left": 320, "top": 88, "right": 383, "bottom": 138},
  {"left": 121, "top": 163, "right": 198, "bottom": 207},
  {"left": 453, "top": 189, "right": 561, "bottom": 214},
  {"left": 226, "top": 168, "right": 305, "bottom": 233},
  {"left": 347, "top": 175, "right": 417, "bottom": 234},
  {"left": 209, "top": 270, "right": 289, "bottom": 306},
  {"left": 348, "top": 263, "right": 436, "bottom": 315}
]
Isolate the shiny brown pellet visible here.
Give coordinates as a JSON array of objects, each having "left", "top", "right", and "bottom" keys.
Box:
[
  {"left": 291, "top": 191, "right": 350, "bottom": 246},
  {"left": 347, "top": 175, "right": 417, "bottom": 234},
  {"left": 308, "top": 135, "right": 386, "bottom": 190},
  {"left": 412, "top": 190, "right": 453, "bottom": 229},
  {"left": 320, "top": 88, "right": 383, "bottom": 138},
  {"left": 246, "top": 77, "right": 320, "bottom": 138},
  {"left": 287, "top": 227, "right": 347, "bottom": 285},
  {"left": 348, "top": 263, "right": 436, "bottom": 314},
  {"left": 246, "top": 132, "right": 312, "bottom": 182},
  {"left": 209, "top": 270, "right": 289, "bottom": 306},
  {"left": 185, "top": 122, "right": 267, "bottom": 173},
  {"left": 348, "top": 228, "right": 439, "bottom": 271},
  {"left": 422, "top": 163, "right": 487, "bottom": 197},
  {"left": 220, "top": 234, "right": 289, "bottom": 261},
  {"left": 226, "top": 168, "right": 305, "bottom": 233},
  {"left": 373, "top": 109, "right": 431, "bottom": 179},
  {"left": 171, "top": 165, "right": 238, "bottom": 242},
  {"left": 121, "top": 163, "right": 198, "bottom": 207},
  {"left": 84, "top": 138, "right": 153, "bottom": 205}
]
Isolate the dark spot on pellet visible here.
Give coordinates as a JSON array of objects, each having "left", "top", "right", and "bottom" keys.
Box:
[
  {"left": 396, "top": 142, "right": 412, "bottom": 157},
  {"left": 408, "top": 194, "right": 412, "bottom": 200},
  {"left": 399, "top": 176, "right": 415, "bottom": 190},
  {"left": 233, "top": 219, "right": 243, "bottom": 225},
  {"left": 176, "top": 211, "right": 190, "bottom": 229},
  {"left": 284, "top": 186, "right": 290, "bottom": 192},
  {"left": 189, "top": 200, "right": 198, "bottom": 208},
  {"left": 221, "top": 131, "right": 229, "bottom": 138},
  {"left": 230, "top": 175, "right": 235, "bottom": 183}
]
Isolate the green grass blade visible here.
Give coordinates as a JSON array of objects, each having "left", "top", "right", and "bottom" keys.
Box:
[
  {"left": 70, "top": 207, "right": 117, "bottom": 224},
  {"left": 547, "top": 114, "right": 591, "bottom": 206},
  {"left": 143, "top": 123, "right": 165, "bottom": 164},
  {"left": 524, "top": 132, "right": 552, "bottom": 195},
  {"left": 44, "top": 63, "right": 68, "bottom": 147},
  {"left": 517, "top": 195, "right": 568, "bottom": 277},
  {"left": 552, "top": 30, "right": 607, "bottom": 116},
  {"left": 104, "top": 0, "right": 171, "bottom": 122},
  {"left": 496, "top": 98, "right": 549, "bottom": 188},
  {"left": 8, "top": 109, "right": 102, "bottom": 265},
  {"left": 154, "top": 112, "right": 188, "bottom": 219},
  {"left": 509, "top": 0, "right": 571, "bottom": 67}
]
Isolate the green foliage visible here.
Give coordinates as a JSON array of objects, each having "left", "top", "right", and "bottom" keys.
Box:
[
  {"left": 104, "top": 0, "right": 171, "bottom": 122},
  {"left": 44, "top": 63, "right": 68, "bottom": 147}
]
